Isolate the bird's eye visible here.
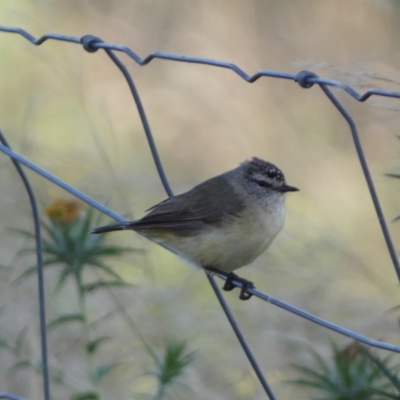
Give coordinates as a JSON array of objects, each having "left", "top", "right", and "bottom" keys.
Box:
[
  {"left": 267, "top": 169, "right": 279, "bottom": 179},
  {"left": 256, "top": 180, "right": 272, "bottom": 188}
]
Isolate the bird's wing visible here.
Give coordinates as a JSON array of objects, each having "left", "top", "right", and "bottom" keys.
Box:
[{"left": 128, "top": 174, "right": 245, "bottom": 236}]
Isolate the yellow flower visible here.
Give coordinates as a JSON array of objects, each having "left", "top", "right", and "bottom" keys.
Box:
[{"left": 45, "top": 199, "right": 82, "bottom": 223}]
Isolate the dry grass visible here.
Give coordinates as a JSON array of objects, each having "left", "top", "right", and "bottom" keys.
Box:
[{"left": 1, "top": 1, "right": 400, "bottom": 399}]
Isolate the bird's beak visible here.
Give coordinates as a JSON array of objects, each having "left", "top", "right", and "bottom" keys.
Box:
[{"left": 277, "top": 184, "right": 299, "bottom": 192}]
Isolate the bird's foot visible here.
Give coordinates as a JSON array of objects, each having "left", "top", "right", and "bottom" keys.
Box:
[
  {"left": 224, "top": 272, "right": 254, "bottom": 300},
  {"left": 205, "top": 267, "right": 254, "bottom": 300}
]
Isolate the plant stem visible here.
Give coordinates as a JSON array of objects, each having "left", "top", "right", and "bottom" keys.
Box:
[
  {"left": 152, "top": 383, "right": 165, "bottom": 400},
  {"left": 75, "top": 267, "right": 96, "bottom": 384}
]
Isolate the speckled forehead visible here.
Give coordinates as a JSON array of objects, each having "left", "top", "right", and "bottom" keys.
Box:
[{"left": 245, "top": 158, "right": 285, "bottom": 182}]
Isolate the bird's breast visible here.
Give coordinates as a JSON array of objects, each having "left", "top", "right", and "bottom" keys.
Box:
[{"left": 153, "top": 200, "right": 286, "bottom": 273}]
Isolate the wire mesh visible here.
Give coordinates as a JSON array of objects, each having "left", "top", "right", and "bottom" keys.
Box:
[
  {"left": 1, "top": 25, "right": 400, "bottom": 400},
  {"left": 0, "top": 393, "right": 28, "bottom": 400}
]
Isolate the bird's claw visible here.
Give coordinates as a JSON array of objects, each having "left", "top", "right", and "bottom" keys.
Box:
[
  {"left": 205, "top": 268, "right": 254, "bottom": 300},
  {"left": 223, "top": 272, "right": 254, "bottom": 300}
]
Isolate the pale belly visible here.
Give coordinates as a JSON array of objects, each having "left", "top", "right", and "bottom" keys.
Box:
[{"left": 151, "top": 203, "right": 285, "bottom": 272}]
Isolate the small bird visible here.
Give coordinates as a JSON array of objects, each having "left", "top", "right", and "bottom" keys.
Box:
[{"left": 92, "top": 157, "right": 298, "bottom": 299}]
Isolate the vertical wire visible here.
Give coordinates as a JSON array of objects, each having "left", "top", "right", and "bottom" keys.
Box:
[
  {"left": 102, "top": 50, "right": 276, "bottom": 398},
  {"left": 319, "top": 85, "right": 400, "bottom": 282},
  {"left": 207, "top": 275, "right": 277, "bottom": 399},
  {"left": 104, "top": 49, "right": 173, "bottom": 197},
  {"left": 0, "top": 132, "right": 50, "bottom": 400}
]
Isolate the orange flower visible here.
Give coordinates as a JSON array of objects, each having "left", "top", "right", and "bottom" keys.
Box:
[{"left": 45, "top": 199, "right": 82, "bottom": 223}]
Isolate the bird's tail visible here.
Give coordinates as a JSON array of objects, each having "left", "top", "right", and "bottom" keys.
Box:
[{"left": 91, "top": 221, "right": 133, "bottom": 234}]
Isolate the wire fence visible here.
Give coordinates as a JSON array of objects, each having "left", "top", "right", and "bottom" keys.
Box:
[{"left": 1, "top": 25, "right": 400, "bottom": 400}]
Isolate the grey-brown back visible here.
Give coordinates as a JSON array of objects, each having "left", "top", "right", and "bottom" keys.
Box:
[{"left": 128, "top": 172, "right": 245, "bottom": 236}]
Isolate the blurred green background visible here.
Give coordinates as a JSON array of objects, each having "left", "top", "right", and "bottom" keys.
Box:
[{"left": 1, "top": 1, "right": 400, "bottom": 399}]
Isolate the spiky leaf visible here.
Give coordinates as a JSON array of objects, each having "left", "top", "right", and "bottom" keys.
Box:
[{"left": 47, "top": 314, "right": 85, "bottom": 330}]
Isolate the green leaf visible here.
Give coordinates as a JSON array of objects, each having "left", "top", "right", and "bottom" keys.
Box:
[
  {"left": 86, "top": 337, "right": 111, "bottom": 354},
  {"left": 8, "top": 360, "right": 31, "bottom": 374},
  {"left": 155, "top": 340, "right": 196, "bottom": 387},
  {"left": 70, "top": 391, "right": 100, "bottom": 400},
  {"left": 47, "top": 314, "right": 85, "bottom": 330},
  {"left": 388, "top": 304, "right": 400, "bottom": 313},
  {"left": 371, "top": 388, "right": 400, "bottom": 399},
  {"left": 15, "top": 327, "right": 28, "bottom": 355},
  {"left": 53, "top": 267, "right": 74, "bottom": 293},
  {"left": 150, "top": 340, "right": 197, "bottom": 400},
  {"left": 94, "top": 245, "right": 143, "bottom": 255},
  {"left": 16, "top": 248, "right": 36, "bottom": 255},
  {"left": 94, "top": 362, "right": 121, "bottom": 381},
  {"left": 52, "top": 369, "right": 65, "bottom": 384},
  {"left": 84, "top": 260, "right": 122, "bottom": 280},
  {"left": 13, "top": 259, "right": 61, "bottom": 285},
  {"left": 8, "top": 227, "right": 35, "bottom": 238},
  {"left": 290, "top": 365, "right": 336, "bottom": 390},
  {"left": 41, "top": 219, "right": 61, "bottom": 243},
  {"left": 361, "top": 347, "right": 400, "bottom": 391},
  {"left": 0, "top": 337, "right": 12, "bottom": 350},
  {"left": 290, "top": 342, "right": 393, "bottom": 399},
  {"left": 83, "top": 280, "right": 134, "bottom": 293}
]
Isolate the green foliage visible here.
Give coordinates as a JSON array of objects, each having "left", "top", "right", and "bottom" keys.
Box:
[
  {"left": 1, "top": 200, "right": 196, "bottom": 399},
  {"left": 94, "top": 362, "right": 122, "bottom": 381},
  {"left": 6, "top": 201, "right": 140, "bottom": 396},
  {"left": 290, "top": 342, "right": 396, "bottom": 400},
  {"left": 86, "top": 337, "right": 112, "bottom": 354},
  {"left": 71, "top": 391, "right": 100, "bottom": 400},
  {"left": 14, "top": 203, "right": 139, "bottom": 290},
  {"left": 0, "top": 325, "right": 63, "bottom": 380},
  {"left": 360, "top": 347, "right": 400, "bottom": 399},
  {"left": 150, "top": 340, "right": 196, "bottom": 400},
  {"left": 47, "top": 314, "right": 85, "bottom": 330}
]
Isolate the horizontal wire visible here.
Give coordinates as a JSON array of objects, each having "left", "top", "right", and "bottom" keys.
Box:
[
  {"left": 1, "top": 145, "right": 399, "bottom": 355},
  {"left": 0, "top": 393, "right": 28, "bottom": 400},
  {"left": 207, "top": 272, "right": 400, "bottom": 354},
  {"left": 1, "top": 25, "right": 400, "bottom": 100},
  {"left": 0, "top": 145, "right": 124, "bottom": 223},
  {"left": 2, "top": 23, "right": 400, "bottom": 400}
]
